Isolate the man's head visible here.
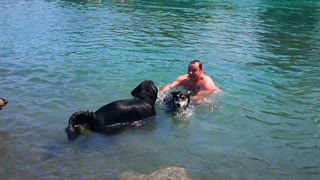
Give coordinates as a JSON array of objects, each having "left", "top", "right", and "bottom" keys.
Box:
[
  {"left": 189, "top": 60, "right": 202, "bottom": 69},
  {"left": 188, "top": 60, "right": 203, "bottom": 82}
]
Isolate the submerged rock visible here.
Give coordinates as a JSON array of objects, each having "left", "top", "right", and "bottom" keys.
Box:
[{"left": 119, "top": 166, "right": 190, "bottom": 180}]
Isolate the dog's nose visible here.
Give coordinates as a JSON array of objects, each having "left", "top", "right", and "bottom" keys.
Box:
[{"left": 176, "top": 103, "right": 181, "bottom": 107}]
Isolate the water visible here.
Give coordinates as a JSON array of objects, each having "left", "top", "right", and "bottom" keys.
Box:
[{"left": 1, "top": 0, "right": 320, "bottom": 179}]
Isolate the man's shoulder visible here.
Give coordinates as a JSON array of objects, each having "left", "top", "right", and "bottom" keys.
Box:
[
  {"left": 203, "top": 74, "right": 214, "bottom": 81},
  {"left": 202, "top": 74, "right": 216, "bottom": 90}
]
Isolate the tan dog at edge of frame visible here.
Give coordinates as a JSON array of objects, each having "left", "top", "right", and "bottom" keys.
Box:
[{"left": 0, "top": 98, "right": 8, "bottom": 110}]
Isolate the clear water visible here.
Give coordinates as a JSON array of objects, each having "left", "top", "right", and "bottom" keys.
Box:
[{"left": 1, "top": 0, "right": 320, "bottom": 179}]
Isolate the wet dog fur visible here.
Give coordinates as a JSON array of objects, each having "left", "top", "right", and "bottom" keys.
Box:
[{"left": 65, "top": 80, "right": 158, "bottom": 141}]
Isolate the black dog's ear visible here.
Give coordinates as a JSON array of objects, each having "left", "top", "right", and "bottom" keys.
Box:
[
  {"left": 131, "top": 80, "right": 156, "bottom": 97},
  {"left": 131, "top": 82, "right": 143, "bottom": 97}
]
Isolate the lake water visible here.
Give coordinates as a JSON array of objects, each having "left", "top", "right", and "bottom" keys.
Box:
[{"left": 1, "top": 0, "right": 320, "bottom": 179}]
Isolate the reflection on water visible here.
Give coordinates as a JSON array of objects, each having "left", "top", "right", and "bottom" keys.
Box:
[{"left": 1, "top": 0, "right": 320, "bottom": 179}]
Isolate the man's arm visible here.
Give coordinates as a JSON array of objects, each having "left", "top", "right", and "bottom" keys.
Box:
[
  {"left": 159, "top": 75, "right": 185, "bottom": 96},
  {"left": 191, "top": 89, "right": 213, "bottom": 100},
  {"left": 160, "top": 80, "right": 179, "bottom": 95}
]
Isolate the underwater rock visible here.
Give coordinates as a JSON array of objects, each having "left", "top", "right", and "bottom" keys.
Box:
[{"left": 119, "top": 166, "right": 190, "bottom": 180}]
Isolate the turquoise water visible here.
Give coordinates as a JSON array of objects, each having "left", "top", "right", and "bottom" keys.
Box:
[{"left": 1, "top": 0, "right": 320, "bottom": 179}]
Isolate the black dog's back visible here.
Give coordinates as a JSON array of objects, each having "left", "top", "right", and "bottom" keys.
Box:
[{"left": 94, "top": 99, "right": 156, "bottom": 128}]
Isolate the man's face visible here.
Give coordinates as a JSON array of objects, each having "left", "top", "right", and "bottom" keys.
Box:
[{"left": 188, "top": 63, "right": 202, "bottom": 81}]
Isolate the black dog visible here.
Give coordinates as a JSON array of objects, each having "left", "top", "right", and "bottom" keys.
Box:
[
  {"left": 65, "top": 80, "right": 158, "bottom": 141},
  {"left": 164, "top": 91, "right": 191, "bottom": 112},
  {"left": 0, "top": 98, "right": 8, "bottom": 110}
]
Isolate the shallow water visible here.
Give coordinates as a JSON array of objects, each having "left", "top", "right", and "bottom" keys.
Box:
[{"left": 1, "top": 0, "right": 320, "bottom": 179}]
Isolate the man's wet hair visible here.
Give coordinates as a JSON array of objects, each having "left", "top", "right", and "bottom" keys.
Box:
[{"left": 189, "top": 60, "right": 202, "bottom": 70}]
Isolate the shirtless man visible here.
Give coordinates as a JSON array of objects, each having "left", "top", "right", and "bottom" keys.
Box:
[{"left": 159, "top": 60, "right": 220, "bottom": 101}]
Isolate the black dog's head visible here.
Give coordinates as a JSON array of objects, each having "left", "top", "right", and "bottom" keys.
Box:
[
  {"left": 171, "top": 91, "right": 191, "bottom": 110},
  {"left": 131, "top": 80, "right": 158, "bottom": 104},
  {"left": 0, "top": 98, "right": 8, "bottom": 110},
  {"left": 65, "top": 111, "right": 95, "bottom": 141}
]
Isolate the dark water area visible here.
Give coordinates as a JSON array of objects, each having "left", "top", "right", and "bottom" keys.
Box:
[{"left": 1, "top": 0, "right": 320, "bottom": 179}]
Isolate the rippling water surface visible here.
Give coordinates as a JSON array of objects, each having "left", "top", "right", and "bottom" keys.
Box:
[{"left": 1, "top": 0, "right": 320, "bottom": 179}]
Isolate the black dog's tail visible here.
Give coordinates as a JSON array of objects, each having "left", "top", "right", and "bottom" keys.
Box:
[{"left": 65, "top": 111, "right": 95, "bottom": 141}]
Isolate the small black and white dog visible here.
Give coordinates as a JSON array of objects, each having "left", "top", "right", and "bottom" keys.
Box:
[
  {"left": 164, "top": 91, "right": 191, "bottom": 112},
  {"left": 65, "top": 80, "right": 158, "bottom": 141},
  {"left": 0, "top": 98, "right": 8, "bottom": 110}
]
